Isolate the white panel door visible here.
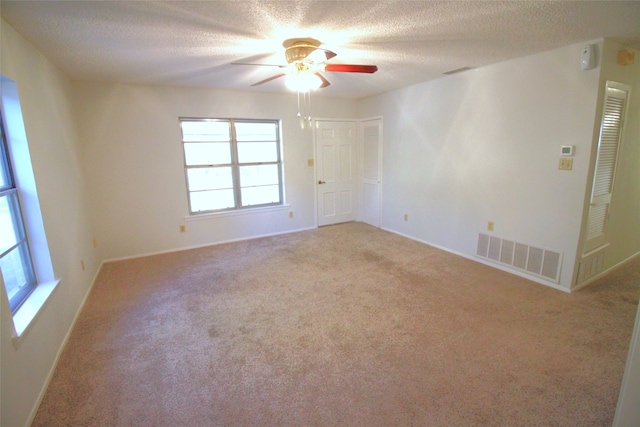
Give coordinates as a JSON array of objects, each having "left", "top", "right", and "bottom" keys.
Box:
[
  {"left": 315, "top": 120, "right": 357, "bottom": 226},
  {"left": 583, "top": 81, "right": 630, "bottom": 253},
  {"left": 360, "top": 118, "right": 382, "bottom": 228}
]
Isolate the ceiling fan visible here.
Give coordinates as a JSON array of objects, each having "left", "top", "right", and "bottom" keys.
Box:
[{"left": 234, "top": 38, "right": 378, "bottom": 90}]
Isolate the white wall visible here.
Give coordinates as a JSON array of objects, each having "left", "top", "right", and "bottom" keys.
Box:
[
  {"left": 591, "top": 41, "right": 640, "bottom": 271},
  {"left": 1, "top": 20, "right": 99, "bottom": 427},
  {"left": 358, "top": 41, "right": 603, "bottom": 290},
  {"left": 614, "top": 301, "right": 640, "bottom": 426},
  {"left": 599, "top": 43, "right": 640, "bottom": 424},
  {"left": 74, "top": 83, "right": 357, "bottom": 260}
]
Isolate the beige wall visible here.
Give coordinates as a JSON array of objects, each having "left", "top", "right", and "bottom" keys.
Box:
[{"left": 1, "top": 19, "right": 99, "bottom": 427}]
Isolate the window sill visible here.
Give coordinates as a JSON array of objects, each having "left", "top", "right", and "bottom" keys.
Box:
[
  {"left": 11, "top": 279, "right": 60, "bottom": 349},
  {"left": 184, "top": 204, "right": 291, "bottom": 222}
]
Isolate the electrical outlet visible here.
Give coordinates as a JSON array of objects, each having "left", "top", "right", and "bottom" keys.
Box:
[
  {"left": 81, "top": 260, "right": 85, "bottom": 271},
  {"left": 488, "top": 221, "right": 494, "bottom": 231},
  {"left": 180, "top": 225, "right": 186, "bottom": 233},
  {"left": 558, "top": 158, "right": 573, "bottom": 170},
  {"left": 289, "top": 211, "right": 294, "bottom": 218},
  {"left": 404, "top": 214, "right": 408, "bottom": 222},
  {"left": 307, "top": 159, "right": 314, "bottom": 167}
]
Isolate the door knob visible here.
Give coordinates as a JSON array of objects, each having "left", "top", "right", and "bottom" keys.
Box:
[{"left": 318, "top": 180, "right": 326, "bottom": 184}]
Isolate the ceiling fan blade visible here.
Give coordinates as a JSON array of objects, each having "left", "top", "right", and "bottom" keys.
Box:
[
  {"left": 232, "top": 62, "right": 286, "bottom": 68},
  {"left": 324, "top": 64, "right": 378, "bottom": 73},
  {"left": 251, "top": 73, "right": 285, "bottom": 86},
  {"left": 315, "top": 73, "right": 331, "bottom": 89},
  {"left": 323, "top": 49, "right": 337, "bottom": 61},
  {"left": 306, "top": 48, "right": 337, "bottom": 64}
]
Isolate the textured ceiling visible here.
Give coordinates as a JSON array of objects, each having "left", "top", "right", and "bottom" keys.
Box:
[{"left": 1, "top": 1, "right": 640, "bottom": 99}]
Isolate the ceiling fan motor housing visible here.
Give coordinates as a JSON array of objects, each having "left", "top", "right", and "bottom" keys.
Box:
[{"left": 285, "top": 42, "right": 318, "bottom": 64}]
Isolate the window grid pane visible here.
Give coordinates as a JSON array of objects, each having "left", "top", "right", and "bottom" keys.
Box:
[
  {"left": 180, "top": 118, "right": 283, "bottom": 214},
  {"left": 0, "top": 124, "right": 11, "bottom": 190},
  {"left": 186, "top": 167, "right": 233, "bottom": 192},
  {"left": 184, "top": 142, "right": 231, "bottom": 166},
  {"left": 1, "top": 242, "right": 35, "bottom": 303},
  {"left": 1, "top": 115, "right": 37, "bottom": 312},
  {"left": 241, "top": 185, "right": 281, "bottom": 207},
  {"left": 0, "top": 192, "right": 27, "bottom": 255},
  {"left": 181, "top": 120, "right": 230, "bottom": 142},
  {"left": 237, "top": 142, "right": 279, "bottom": 164},
  {"left": 190, "top": 189, "right": 235, "bottom": 212},
  {"left": 239, "top": 165, "right": 279, "bottom": 188},
  {"left": 234, "top": 122, "right": 277, "bottom": 142}
]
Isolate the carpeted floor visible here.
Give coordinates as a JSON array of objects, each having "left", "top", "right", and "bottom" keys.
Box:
[{"left": 33, "top": 223, "right": 640, "bottom": 426}]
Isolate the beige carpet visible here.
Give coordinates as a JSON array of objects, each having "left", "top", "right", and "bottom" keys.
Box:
[{"left": 33, "top": 223, "right": 640, "bottom": 426}]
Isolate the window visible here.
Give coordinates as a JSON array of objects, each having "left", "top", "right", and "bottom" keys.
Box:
[
  {"left": 2, "top": 76, "right": 57, "bottom": 342},
  {"left": 0, "top": 110, "right": 37, "bottom": 312},
  {"left": 180, "top": 118, "right": 284, "bottom": 214}
]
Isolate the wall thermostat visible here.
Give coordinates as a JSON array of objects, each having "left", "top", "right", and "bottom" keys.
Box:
[
  {"left": 561, "top": 145, "right": 575, "bottom": 156},
  {"left": 581, "top": 44, "right": 596, "bottom": 70}
]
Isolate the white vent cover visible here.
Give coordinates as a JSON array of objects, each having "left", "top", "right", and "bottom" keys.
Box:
[
  {"left": 577, "top": 247, "right": 606, "bottom": 284},
  {"left": 477, "top": 233, "right": 562, "bottom": 283}
]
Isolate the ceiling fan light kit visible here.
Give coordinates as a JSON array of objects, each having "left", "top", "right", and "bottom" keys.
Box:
[
  {"left": 235, "top": 37, "right": 378, "bottom": 123},
  {"left": 285, "top": 65, "right": 324, "bottom": 92},
  {"left": 237, "top": 37, "right": 378, "bottom": 90}
]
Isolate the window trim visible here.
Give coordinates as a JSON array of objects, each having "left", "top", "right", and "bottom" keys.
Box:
[
  {"left": 1, "top": 93, "right": 37, "bottom": 313},
  {"left": 179, "top": 117, "right": 285, "bottom": 215},
  {"left": 1, "top": 75, "right": 58, "bottom": 347}
]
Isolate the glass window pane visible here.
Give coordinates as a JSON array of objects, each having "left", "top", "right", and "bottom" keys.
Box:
[
  {"left": 190, "top": 189, "right": 235, "bottom": 212},
  {"left": 0, "top": 193, "right": 25, "bottom": 254},
  {"left": 240, "top": 165, "right": 279, "bottom": 187},
  {"left": 0, "top": 137, "right": 11, "bottom": 190},
  {"left": 0, "top": 242, "right": 34, "bottom": 304},
  {"left": 235, "top": 122, "right": 277, "bottom": 141},
  {"left": 181, "top": 120, "right": 230, "bottom": 142},
  {"left": 184, "top": 142, "right": 231, "bottom": 166},
  {"left": 0, "top": 158, "right": 9, "bottom": 190},
  {"left": 187, "top": 167, "right": 233, "bottom": 192},
  {"left": 237, "top": 141, "right": 278, "bottom": 163},
  {"left": 241, "top": 185, "right": 281, "bottom": 206}
]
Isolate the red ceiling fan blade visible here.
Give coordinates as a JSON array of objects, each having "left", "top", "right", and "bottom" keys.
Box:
[
  {"left": 315, "top": 73, "right": 331, "bottom": 88},
  {"left": 251, "top": 73, "right": 285, "bottom": 86},
  {"left": 324, "top": 64, "right": 378, "bottom": 73}
]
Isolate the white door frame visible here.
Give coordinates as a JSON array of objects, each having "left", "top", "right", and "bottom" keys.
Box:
[
  {"left": 582, "top": 81, "right": 630, "bottom": 254},
  {"left": 313, "top": 118, "right": 358, "bottom": 227},
  {"left": 358, "top": 116, "right": 383, "bottom": 228}
]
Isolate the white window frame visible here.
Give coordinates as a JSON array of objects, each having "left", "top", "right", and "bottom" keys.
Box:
[
  {"left": 1, "top": 76, "right": 58, "bottom": 346},
  {"left": 179, "top": 118, "right": 284, "bottom": 215},
  {"left": 0, "top": 111, "right": 37, "bottom": 312}
]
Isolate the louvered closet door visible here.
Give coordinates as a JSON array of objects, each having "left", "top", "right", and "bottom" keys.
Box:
[{"left": 583, "top": 81, "right": 630, "bottom": 253}]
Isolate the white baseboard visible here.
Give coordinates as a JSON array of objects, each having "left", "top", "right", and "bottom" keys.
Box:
[
  {"left": 381, "top": 227, "right": 571, "bottom": 293},
  {"left": 104, "top": 226, "right": 317, "bottom": 263},
  {"left": 26, "top": 262, "right": 105, "bottom": 427},
  {"left": 571, "top": 251, "right": 640, "bottom": 292}
]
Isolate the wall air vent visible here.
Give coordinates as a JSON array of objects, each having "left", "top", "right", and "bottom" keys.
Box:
[
  {"left": 477, "top": 233, "right": 562, "bottom": 283},
  {"left": 577, "top": 246, "right": 606, "bottom": 285}
]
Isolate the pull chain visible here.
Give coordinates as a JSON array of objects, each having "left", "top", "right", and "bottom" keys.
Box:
[{"left": 297, "top": 90, "right": 313, "bottom": 129}]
